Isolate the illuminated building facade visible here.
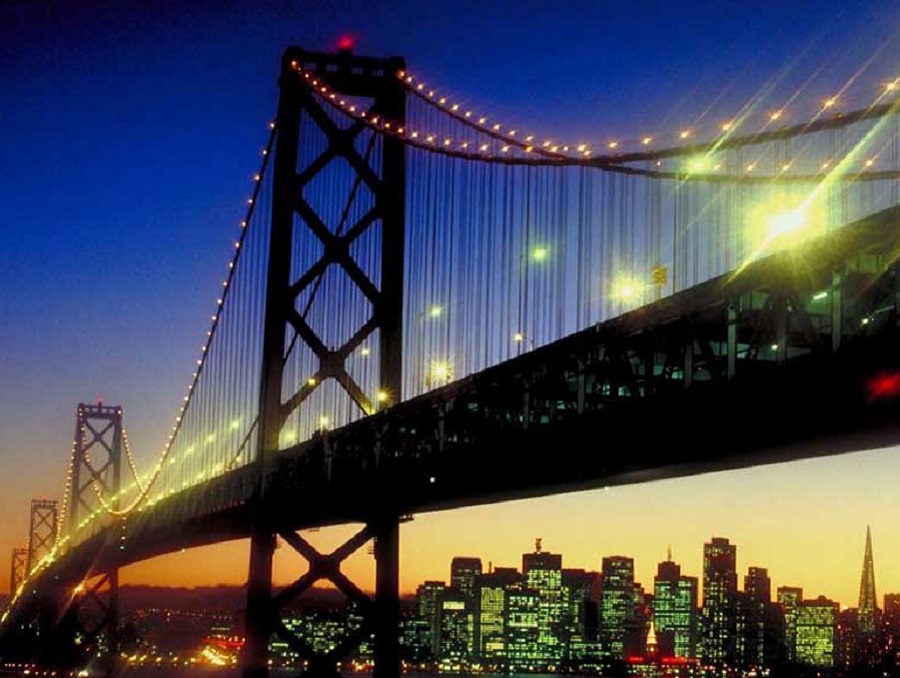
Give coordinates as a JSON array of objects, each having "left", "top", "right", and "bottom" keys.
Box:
[
  {"left": 522, "top": 541, "right": 564, "bottom": 668},
  {"left": 600, "top": 556, "right": 636, "bottom": 660},
  {"left": 796, "top": 595, "right": 838, "bottom": 667},
  {"left": 777, "top": 585, "right": 803, "bottom": 663},
  {"left": 416, "top": 580, "right": 446, "bottom": 658},
  {"left": 477, "top": 567, "right": 522, "bottom": 664},
  {"left": 451, "top": 557, "right": 482, "bottom": 601},
  {"left": 742, "top": 566, "right": 780, "bottom": 669},
  {"left": 653, "top": 557, "right": 698, "bottom": 659},
  {"left": 883, "top": 593, "right": 900, "bottom": 667},
  {"left": 701, "top": 537, "right": 738, "bottom": 667},
  {"left": 561, "top": 568, "right": 600, "bottom": 667},
  {"left": 438, "top": 588, "right": 470, "bottom": 669},
  {"left": 506, "top": 586, "right": 541, "bottom": 671}
]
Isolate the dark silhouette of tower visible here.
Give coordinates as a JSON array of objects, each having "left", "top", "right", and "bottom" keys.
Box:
[
  {"left": 858, "top": 526, "right": 877, "bottom": 635},
  {"left": 857, "top": 526, "right": 877, "bottom": 664}
]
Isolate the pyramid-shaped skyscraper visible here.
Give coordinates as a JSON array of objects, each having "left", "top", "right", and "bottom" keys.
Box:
[{"left": 858, "top": 525, "right": 877, "bottom": 637}]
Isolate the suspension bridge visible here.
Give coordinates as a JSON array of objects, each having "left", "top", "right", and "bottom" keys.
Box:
[{"left": 4, "top": 44, "right": 900, "bottom": 676}]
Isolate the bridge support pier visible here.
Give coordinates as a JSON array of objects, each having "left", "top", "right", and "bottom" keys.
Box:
[
  {"left": 372, "top": 516, "right": 400, "bottom": 678},
  {"left": 243, "top": 529, "right": 276, "bottom": 678}
]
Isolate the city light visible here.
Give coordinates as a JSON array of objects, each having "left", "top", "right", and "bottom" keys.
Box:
[
  {"left": 530, "top": 246, "right": 549, "bottom": 262},
  {"left": 429, "top": 305, "right": 444, "bottom": 318}
]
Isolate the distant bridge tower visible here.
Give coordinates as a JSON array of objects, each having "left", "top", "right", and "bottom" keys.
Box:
[
  {"left": 67, "top": 403, "right": 122, "bottom": 535},
  {"left": 243, "top": 45, "right": 406, "bottom": 678},
  {"left": 8, "top": 547, "right": 27, "bottom": 596},
  {"left": 26, "top": 500, "right": 58, "bottom": 576},
  {"left": 63, "top": 403, "right": 123, "bottom": 660}
]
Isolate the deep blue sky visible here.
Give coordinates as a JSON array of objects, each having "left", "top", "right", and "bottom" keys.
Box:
[{"left": 2, "top": 1, "right": 900, "bottom": 596}]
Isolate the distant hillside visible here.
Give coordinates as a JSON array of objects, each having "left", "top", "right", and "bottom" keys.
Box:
[{"left": 119, "top": 585, "right": 414, "bottom": 615}]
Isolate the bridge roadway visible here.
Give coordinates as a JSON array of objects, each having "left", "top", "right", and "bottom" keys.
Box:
[{"left": 5, "top": 205, "right": 900, "bottom": 630}]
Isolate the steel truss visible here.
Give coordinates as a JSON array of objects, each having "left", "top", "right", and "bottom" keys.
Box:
[
  {"left": 26, "top": 500, "right": 58, "bottom": 576},
  {"left": 244, "top": 46, "right": 406, "bottom": 678},
  {"left": 9, "top": 547, "right": 27, "bottom": 597},
  {"left": 64, "top": 403, "right": 123, "bottom": 664}
]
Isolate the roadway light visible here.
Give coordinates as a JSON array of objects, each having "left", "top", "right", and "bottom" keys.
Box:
[
  {"left": 767, "top": 209, "right": 808, "bottom": 239},
  {"left": 612, "top": 278, "right": 643, "bottom": 303},
  {"left": 428, "top": 361, "right": 453, "bottom": 386}
]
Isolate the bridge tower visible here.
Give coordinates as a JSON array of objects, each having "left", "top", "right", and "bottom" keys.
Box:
[
  {"left": 8, "top": 547, "right": 27, "bottom": 596},
  {"left": 244, "top": 45, "right": 406, "bottom": 678},
  {"left": 26, "top": 500, "right": 58, "bottom": 576},
  {"left": 63, "top": 403, "right": 123, "bottom": 661}
]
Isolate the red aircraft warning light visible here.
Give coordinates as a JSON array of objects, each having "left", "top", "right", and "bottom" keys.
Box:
[
  {"left": 867, "top": 370, "right": 900, "bottom": 401},
  {"left": 337, "top": 35, "right": 355, "bottom": 53}
]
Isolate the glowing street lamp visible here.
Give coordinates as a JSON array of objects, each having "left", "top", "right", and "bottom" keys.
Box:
[
  {"left": 767, "top": 209, "right": 808, "bottom": 239},
  {"left": 427, "top": 360, "right": 453, "bottom": 387},
  {"left": 429, "top": 305, "right": 443, "bottom": 318},
  {"left": 530, "top": 246, "right": 549, "bottom": 262},
  {"left": 612, "top": 278, "right": 643, "bottom": 304}
]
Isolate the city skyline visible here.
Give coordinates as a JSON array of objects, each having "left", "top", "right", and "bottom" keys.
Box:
[
  {"left": 5, "top": 0, "right": 900, "bottom": 650},
  {"left": 108, "top": 445, "right": 898, "bottom": 609}
]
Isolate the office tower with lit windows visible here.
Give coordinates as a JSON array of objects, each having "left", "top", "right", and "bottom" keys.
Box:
[
  {"left": 883, "top": 593, "right": 900, "bottom": 666},
  {"left": 653, "top": 556, "right": 698, "bottom": 659},
  {"left": 450, "top": 556, "right": 482, "bottom": 661},
  {"left": 438, "top": 587, "right": 470, "bottom": 669},
  {"left": 742, "top": 566, "right": 780, "bottom": 669},
  {"left": 477, "top": 567, "right": 521, "bottom": 665},
  {"left": 796, "top": 596, "right": 839, "bottom": 668},
  {"left": 416, "top": 580, "right": 446, "bottom": 658},
  {"left": 506, "top": 586, "right": 541, "bottom": 671},
  {"left": 562, "top": 568, "right": 600, "bottom": 666},
  {"left": 451, "top": 557, "right": 483, "bottom": 602},
  {"left": 837, "top": 607, "right": 859, "bottom": 671},
  {"left": 777, "top": 586, "right": 803, "bottom": 663},
  {"left": 701, "top": 537, "right": 738, "bottom": 667},
  {"left": 522, "top": 540, "right": 564, "bottom": 668},
  {"left": 600, "top": 556, "right": 637, "bottom": 660}
]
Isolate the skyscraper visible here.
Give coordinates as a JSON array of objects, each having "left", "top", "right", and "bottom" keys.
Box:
[
  {"left": 600, "top": 556, "right": 637, "bottom": 660},
  {"left": 743, "top": 566, "right": 779, "bottom": 669},
  {"left": 858, "top": 526, "right": 877, "bottom": 638},
  {"left": 416, "top": 580, "right": 446, "bottom": 658},
  {"left": 796, "top": 596, "right": 839, "bottom": 668},
  {"left": 522, "top": 540, "right": 564, "bottom": 668},
  {"left": 777, "top": 586, "right": 803, "bottom": 663},
  {"left": 506, "top": 586, "right": 541, "bottom": 671},
  {"left": 562, "top": 568, "right": 600, "bottom": 667},
  {"left": 438, "top": 587, "right": 470, "bottom": 669},
  {"left": 701, "top": 537, "right": 738, "bottom": 667},
  {"left": 450, "top": 556, "right": 483, "bottom": 662},
  {"left": 477, "top": 567, "right": 521, "bottom": 665},
  {"left": 653, "top": 555, "right": 698, "bottom": 659},
  {"left": 451, "top": 557, "right": 483, "bottom": 602}
]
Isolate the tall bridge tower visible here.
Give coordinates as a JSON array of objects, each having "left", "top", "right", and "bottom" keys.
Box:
[{"left": 243, "top": 45, "right": 406, "bottom": 677}]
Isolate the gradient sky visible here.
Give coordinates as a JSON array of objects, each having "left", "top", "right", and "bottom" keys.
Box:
[{"left": 3, "top": 0, "right": 900, "bottom": 607}]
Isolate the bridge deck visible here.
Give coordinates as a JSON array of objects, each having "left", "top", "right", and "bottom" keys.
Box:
[{"left": 5, "top": 205, "right": 900, "bottom": 631}]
